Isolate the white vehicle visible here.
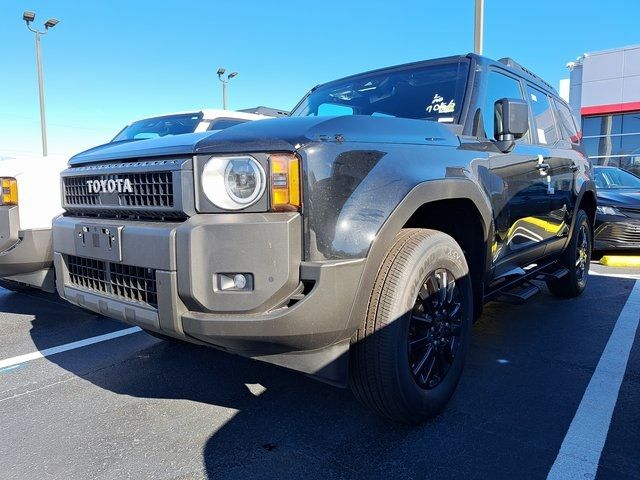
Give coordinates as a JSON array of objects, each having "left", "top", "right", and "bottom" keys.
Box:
[
  {"left": 111, "top": 109, "right": 269, "bottom": 141},
  {"left": 0, "top": 153, "right": 66, "bottom": 292},
  {"left": 0, "top": 109, "right": 268, "bottom": 292}
]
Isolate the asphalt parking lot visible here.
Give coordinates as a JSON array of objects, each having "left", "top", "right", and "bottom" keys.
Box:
[{"left": 1, "top": 264, "right": 639, "bottom": 480}]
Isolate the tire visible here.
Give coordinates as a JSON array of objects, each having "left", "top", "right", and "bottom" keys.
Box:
[
  {"left": 349, "top": 228, "right": 473, "bottom": 424},
  {"left": 548, "top": 209, "right": 591, "bottom": 298}
]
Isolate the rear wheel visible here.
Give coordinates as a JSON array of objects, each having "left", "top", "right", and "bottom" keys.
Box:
[
  {"left": 548, "top": 209, "right": 591, "bottom": 298},
  {"left": 349, "top": 229, "right": 473, "bottom": 424}
]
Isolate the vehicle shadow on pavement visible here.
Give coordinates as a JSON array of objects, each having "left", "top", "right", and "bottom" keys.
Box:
[
  {"left": 197, "top": 274, "right": 636, "bottom": 479},
  {"left": 18, "top": 274, "right": 637, "bottom": 479}
]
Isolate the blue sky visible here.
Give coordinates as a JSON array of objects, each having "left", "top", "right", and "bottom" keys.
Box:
[{"left": 2, "top": 0, "right": 639, "bottom": 156}]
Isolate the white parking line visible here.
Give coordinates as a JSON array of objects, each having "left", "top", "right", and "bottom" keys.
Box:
[
  {"left": 589, "top": 269, "right": 640, "bottom": 280},
  {"left": 547, "top": 280, "right": 640, "bottom": 480},
  {"left": 0, "top": 326, "right": 142, "bottom": 370}
]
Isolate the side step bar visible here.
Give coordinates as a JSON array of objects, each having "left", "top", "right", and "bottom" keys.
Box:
[
  {"left": 486, "top": 262, "right": 570, "bottom": 305},
  {"left": 497, "top": 282, "right": 541, "bottom": 305}
]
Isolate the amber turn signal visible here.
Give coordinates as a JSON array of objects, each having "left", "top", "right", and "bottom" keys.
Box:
[
  {"left": 269, "top": 154, "right": 301, "bottom": 211},
  {"left": 1, "top": 178, "right": 18, "bottom": 206}
]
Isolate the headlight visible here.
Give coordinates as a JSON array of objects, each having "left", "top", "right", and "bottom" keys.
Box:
[
  {"left": 0, "top": 178, "right": 18, "bottom": 206},
  {"left": 201, "top": 156, "right": 266, "bottom": 210},
  {"left": 596, "top": 205, "right": 622, "bottom": 216}
]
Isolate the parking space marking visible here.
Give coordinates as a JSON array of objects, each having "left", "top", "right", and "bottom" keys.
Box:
[
  {"left": 0, "top": 326, "right": 142, "bottom": 370},
  {"left": 589, "top": 269, "right": 640, "bottom": 280},
  {"left": 547, "top": 280, "right": 640, "bottom": 480}
]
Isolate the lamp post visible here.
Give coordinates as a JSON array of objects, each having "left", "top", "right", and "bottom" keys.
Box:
[
  {"left": 474, "top": 0, "right": 484, "bottom": 55},
  {"left": 23, "top": 11, "right": 59, "bottom": 157},
  {"left": 217, "top": 68, "right": 238, "bottom": 110}
]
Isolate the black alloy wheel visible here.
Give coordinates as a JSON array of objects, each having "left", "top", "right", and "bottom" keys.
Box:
[{"left": 409, "top": 268, "right": 463, "bottom": 389}]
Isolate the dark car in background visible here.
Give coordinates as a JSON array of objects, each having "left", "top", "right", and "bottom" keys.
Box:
[{"left": 593, "top": 166, "right": 640, "bottom": 250}]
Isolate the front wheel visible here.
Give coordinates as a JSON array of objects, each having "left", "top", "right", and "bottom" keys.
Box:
[
  {"left": 548, "top": 209, "right": 591, "bottom": 298},
  {"left": 349, "top": 229, "right": 473, "bottom": 424}
]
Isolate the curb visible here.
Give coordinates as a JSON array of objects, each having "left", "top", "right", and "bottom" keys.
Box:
[{"left": 600, "top": 256, "right": 640, "bottom": 267}]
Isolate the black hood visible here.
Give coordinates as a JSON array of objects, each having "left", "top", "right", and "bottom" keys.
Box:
[
  {"left": 194, "top": 115, "right": 459, "bottom": 154},
  {"left": 69, "top": 116, "right": 459, "bottom": 166},
  {"left": 597, "top": 189, "right": 640, "bottom": 208}
]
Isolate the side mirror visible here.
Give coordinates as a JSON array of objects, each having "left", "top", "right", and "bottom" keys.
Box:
[{"left": 494, "top": 98, "right": 529, "bottom": 153}]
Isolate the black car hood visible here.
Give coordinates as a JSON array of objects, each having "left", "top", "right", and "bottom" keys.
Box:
[
  {"left": 69, "top": 116, "right": 458, "bottom": 166},
  {"left": 194, "top": 115, "right": 459, "bottom": 154},
  {"left": 597, "top": 189, "right": 640, "bottom": 207}
]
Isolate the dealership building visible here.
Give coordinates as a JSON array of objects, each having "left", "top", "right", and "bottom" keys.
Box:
[{"left": 566, "top": 45, "right": 640, "bottom": 174}]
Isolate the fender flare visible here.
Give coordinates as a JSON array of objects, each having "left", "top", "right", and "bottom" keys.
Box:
[{"left": 344, "top": 178, "right": 493, "bottom": 334}]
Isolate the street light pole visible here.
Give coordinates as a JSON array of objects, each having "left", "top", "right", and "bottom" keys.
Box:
[
  {"left": 222, "top": 81, "right": 228, "bottom": 110},
  {"left": 35, "top": 31, "right": 48, "bottom": 156},
  {"left": 23, "top": 12, "right": 59, "bottom": 157},
  {"left": 217, "top": 68, "right": 238, "bottom": 110},
  {"left": 474, "top": 0, "right": 484, "bottom": 55}
]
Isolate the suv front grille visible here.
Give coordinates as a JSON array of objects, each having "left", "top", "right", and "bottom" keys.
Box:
[
  {"left": 61, "top": 159, "right": 190, "bottom": 220},
  {"left": 64, "top": 171, "right": 174, "bottom": 208},
  {"left": 67, "top": 255, "right": 158, "bottom": 307}
]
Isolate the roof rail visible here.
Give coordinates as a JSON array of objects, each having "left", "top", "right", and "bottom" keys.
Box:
[{"left": 498, "top": 57, "right": 555, "bottom": 91}]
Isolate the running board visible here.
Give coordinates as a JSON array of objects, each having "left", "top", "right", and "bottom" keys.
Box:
[
  {"left": 485, "top": 262, "right": 568, "bottom": 304},
  {"left": 534, "top": 267, "right": 569, "bottom": 281},
  {"left": 496, "top": 282, "right": 541, "bottom": 305}
]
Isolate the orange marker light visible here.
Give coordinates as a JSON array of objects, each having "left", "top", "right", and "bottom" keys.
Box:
[
  {"left": 1, "top": 178, "right": 18, "bottom": 206},
  {"left": 270, "top": 154, "right": 301, "bottom": 211}
]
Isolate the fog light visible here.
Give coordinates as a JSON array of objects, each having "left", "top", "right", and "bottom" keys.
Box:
[
  {"left": 217, "top": 273, "right": 253, "bottom": 291},
  {"left": 233, "top": 274, "right": 247, "bottom": 289}
]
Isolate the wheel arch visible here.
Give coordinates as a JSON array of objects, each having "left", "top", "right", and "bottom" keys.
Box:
[{"left": 345, "top": 179, "right": 493, "bottom": 333}]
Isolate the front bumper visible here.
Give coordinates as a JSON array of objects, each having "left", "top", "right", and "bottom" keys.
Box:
[
  {"left": 594, "top": 216, "right": 640, "bottom": 250},
  {"left": 0, "top": 206, "right": 54, "bottom": 289},
  {"left": 53, "top": 214, "right": 365, "bottom": 384}
]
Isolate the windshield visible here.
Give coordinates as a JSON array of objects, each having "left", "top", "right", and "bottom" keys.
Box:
[
  {"left": 291, "top": 59, "right": 469, "bottom": 124},
  {"left": 112, "top": 113, "right": 203, "bottom": 141},
  {"left": 594, "top": 167, "right": 640, "bottom": 189}
]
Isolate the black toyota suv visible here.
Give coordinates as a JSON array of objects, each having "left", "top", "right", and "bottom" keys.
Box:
[{"left": 53, "top": 54, "right": 595, "bottom": 424}]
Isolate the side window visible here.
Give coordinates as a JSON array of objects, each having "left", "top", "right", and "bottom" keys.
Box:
[
  {"left": 482, "top": 70, "right": 529, "bottom": 142},
  {"left": 526, "top": 85, "right": 560, "bottom": 145},
  {"left": 553, "top": 99, "right": 581, "bottom": 143}
]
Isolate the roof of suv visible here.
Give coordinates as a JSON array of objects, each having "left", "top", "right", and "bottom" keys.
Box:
[{"left": 312, "top": 53, "right": 560, "bottom": 100}]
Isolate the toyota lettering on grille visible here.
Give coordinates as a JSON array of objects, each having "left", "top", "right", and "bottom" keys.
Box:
[{"left": 86, "top": 178, "right": 134, "bottom": 194}]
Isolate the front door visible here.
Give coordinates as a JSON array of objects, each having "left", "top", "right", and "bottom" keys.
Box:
[
  {"left": 479, "top": 69, "right": 553, "bottom": 273},
  {"left": 523, "top": 84, "right": 576, "bottom": 255},
  {"left": 488, "top": 145, "right": 551, "bottom": 269}
]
